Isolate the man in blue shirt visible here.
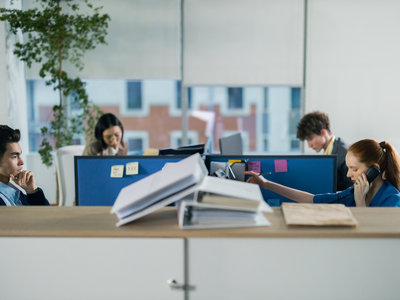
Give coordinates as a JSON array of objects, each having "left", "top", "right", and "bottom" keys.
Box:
[{"left": 0, "top": 125, "right": 49, "bottom": 206}]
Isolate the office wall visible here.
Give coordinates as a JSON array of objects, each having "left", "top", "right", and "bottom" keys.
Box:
[{"left": 306, "top": 0, "right": 400, "bottom": 152}]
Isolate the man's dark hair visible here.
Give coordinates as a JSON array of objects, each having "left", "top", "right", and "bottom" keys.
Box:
[
  {"left": 296, "top": 111, "right": 331, "bottom": 140},
  {"left": 0, "top": 125, "right": 21, "bottom": 160}
]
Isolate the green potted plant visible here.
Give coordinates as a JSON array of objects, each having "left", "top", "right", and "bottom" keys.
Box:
[{"left": 0, "top": 0, "right": 110, "bottom": 167}]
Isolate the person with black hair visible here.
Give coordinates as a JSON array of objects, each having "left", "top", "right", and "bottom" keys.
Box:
[
  {"left": 296, "top": 111, "right": 353, "bottom": 191},
  {"left": 83, "top": 113, "right": 128, "bottom": 156},
  {"left": 0, "top": 125, "right": 49, "bottom": 206},
  {"left": 245, "top": 139, "right": 400, "bottom": 207}
]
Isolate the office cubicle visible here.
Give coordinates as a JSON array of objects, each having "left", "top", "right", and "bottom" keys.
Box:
[
  {"left": 74, "top": 155, "right": 189, "bottom": 206},
  {"left": 205, "top": 155, "right": 337, "bottom": 206}
]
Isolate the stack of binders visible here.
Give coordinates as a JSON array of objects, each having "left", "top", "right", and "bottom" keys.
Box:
[
  {"left": 111, "top": 153, "right": 272, "bottom": 228},
  {"left": 176, "top": 176, "right": 272, "bottom": 229}
]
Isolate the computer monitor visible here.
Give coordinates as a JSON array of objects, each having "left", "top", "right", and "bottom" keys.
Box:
[
  {"left": 159, "top": 143, "right": 205, "bottom": 156},
  {"left": 219, "top": 133, "right": 243, "bottom": 155}
]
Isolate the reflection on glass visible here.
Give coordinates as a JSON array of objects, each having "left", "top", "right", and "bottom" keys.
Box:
[{"left": 26, "top": 79, "right": 301, "bottom": 155}]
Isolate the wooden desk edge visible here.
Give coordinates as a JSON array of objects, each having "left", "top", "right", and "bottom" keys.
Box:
[{"left": 1, "top": 206, "right": 400, "bottom": 238}]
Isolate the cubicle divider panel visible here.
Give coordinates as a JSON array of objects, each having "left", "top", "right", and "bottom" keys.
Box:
[
  {"left": 75, "top": 156, "right": 189, "bottom": 206},
  {"left": 205, "top": 155, "right": 337, "bottom": 206}
]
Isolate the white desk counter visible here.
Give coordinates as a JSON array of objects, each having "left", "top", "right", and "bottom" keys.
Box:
[{"left": 1, "top": 207, "right": 400, "bottom": 300}]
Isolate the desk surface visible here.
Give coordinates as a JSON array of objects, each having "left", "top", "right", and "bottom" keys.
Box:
[{"left": 1, "top": 207, "right": 400, "bottom": 238}]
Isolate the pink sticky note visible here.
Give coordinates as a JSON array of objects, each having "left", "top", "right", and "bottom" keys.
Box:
[
  {"left": 274, "top": 160, "right": 288, "bottom": 173},
  {"left": 248, "top": 161, "right": 261, "bottom": 173}
]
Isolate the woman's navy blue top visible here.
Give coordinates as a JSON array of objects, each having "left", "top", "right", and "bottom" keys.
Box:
[{"left": 313, "top": 180, "right": 400, "bottom": 207}]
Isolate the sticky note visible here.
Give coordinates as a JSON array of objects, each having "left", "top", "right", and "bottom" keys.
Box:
[
  {"left": 111, "top": 165, "right": 124, "bottom": 178},
  {"left": 228, "top": 160, "right": 242, "bottom": 164},
  {"left": 126, "top": 162, "right": 139, "bottom": 175},
  {"left": 248, "top": 161, "right": 261, "bottom": 173},
  {"left": 274, "top": 160, "right": 288, "bottom": 173}
]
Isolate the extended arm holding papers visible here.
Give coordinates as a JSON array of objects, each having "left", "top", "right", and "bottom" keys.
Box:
[{"left": 244, "top": 171, "right": 314, "bottom": 204}]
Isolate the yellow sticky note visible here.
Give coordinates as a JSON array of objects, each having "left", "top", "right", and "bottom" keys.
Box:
[
  {"left": 126, "top": 162, "right": 139, "bottom": 175},
  {"left": 111, "top": 165, "right": 124, "bottom": 178},
  {"left": 228, "top": 160, "right": 241, "bottom": 164},
  {"left": 143, "top": 148, "right": 159, "bottom": 155}
]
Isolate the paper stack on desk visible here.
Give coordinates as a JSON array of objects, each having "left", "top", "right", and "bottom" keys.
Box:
[
  {"left": 111, "top": 153, "right": 272, "bottom": 228},
  {"left": 176, "top": 176, "right": 272, "bottom": 229},
  {"left": 281, "top": 203, "right": 359, "bottom": 226},
  {"left": 111, "top": 153, "right": 208, "bottom": 227}
]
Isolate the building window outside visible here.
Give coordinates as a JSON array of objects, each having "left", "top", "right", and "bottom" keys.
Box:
[
  {"left": 289, "top": 88, "right": 301, "bottom": 141},
  {"left": 29, "top": 132, "right": 41, "bottom": 152},
  {"left": 26, "top": 80, "right": 35, "bottom": 122},
  {"left": 25, "top": 78, "right": 302, "bottom": 155},
  {"left": 176, "top": 81, "right": 192, "bottom": 109},
  {"left": 262, "top": 113, "right": 269, "bottom": 134},
  {"left": 70, "top": 90, "right": 80, "bottom": 111},
  {"left": 291, "top": 139, "right": 300, "bottom": 151},
  {"left": 127, "top": 81, "right": 142, "bottom": 109},
  {"left": 228, "top": 87, "right": 243, "bottom": 109},
  {"left": 128, "top": 138, "right": 143, "bottom": 152},
  {"left": 264, "top": 139, "right": 268, "bottom": 152},
  {"left": 263, "top": 88, "right": 269, "bottom": 135},
  {"left": 291, "top": 87, "right": 301, "bottom": 109},
  {"left": 177, "top": 138, "right": 193, "bottom": 147},
  {"left": 264, "top": 87, "right": 268, "bottom": 109}
]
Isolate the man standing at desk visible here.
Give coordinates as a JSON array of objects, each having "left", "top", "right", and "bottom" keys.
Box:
[
  {"left": 296, "top": 111, "right": 353, "bottom": 191},
  {"left": 0, "top": 125, "right": 49, "bottom": 206}
]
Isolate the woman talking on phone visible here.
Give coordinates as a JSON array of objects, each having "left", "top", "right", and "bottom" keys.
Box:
[{"left": 245, "top": 139, "right": 400, "bottom": 207}]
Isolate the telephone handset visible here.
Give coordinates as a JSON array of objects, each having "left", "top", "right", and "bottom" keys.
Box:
[{"left": 349, "top": 166, "right": 380, "bottom": 194}]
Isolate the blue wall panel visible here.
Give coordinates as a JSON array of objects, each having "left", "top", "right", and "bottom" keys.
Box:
[
  {"left": 205, "top": 155, "right": 337, "bottom": 206},
  {"left": 75, "top": 156, "right": 188, "bottom": 206}
]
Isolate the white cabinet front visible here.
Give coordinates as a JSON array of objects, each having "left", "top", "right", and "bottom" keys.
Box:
[
  {"left": 0, "top": 237, "right": 184, "bottom": 300},
  {"left": 187, "top": 238, "right": 400, "bottom": 300}
]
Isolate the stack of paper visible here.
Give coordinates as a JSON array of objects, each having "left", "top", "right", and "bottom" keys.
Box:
[
  {"left": 111, "top": 153, "right": 273, "bottom": 229},
  {"left": 200, "top": 195, "right": 261, "bottom": 210},
  {"left": 111, "top": 153, "right": 207, "bottom": 227},
  {"left": 281, "top": 203, "right": 359, "bottom": 226},
  {"left": 177, "top": 176, "right": 272, "bottom": 229}
]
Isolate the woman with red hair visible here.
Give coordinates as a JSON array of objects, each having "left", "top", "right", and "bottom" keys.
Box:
[{"left": 245, "top": 139, "right": 400, "bottom": 207}]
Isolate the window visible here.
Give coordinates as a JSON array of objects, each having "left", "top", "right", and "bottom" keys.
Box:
[
  {"left": 264, "top": 88, "right": 268, "bottom": 109},
  {"left": 176, "top": 81, "right": 192, "bottom": 109},
  {"left": 29, "top": 133, "right": 41, "bottom": 152},
  {"left": 127, "top": 81, "right": 142, "bottom": 109},
  {"left": 177, "top": 138, "right": 193, "bottom": 147},
  {"left": 289, "top": 87, "right": 301, "bottom": 135},
  {"left": 262, "top": 113, "right": 269, "bottom": 134},
  {"left": 70, "top": 90, "right": 80, "bottom": 110},
  {"left": 291, "top": 88, "right": 301, "bottom": 109},
  {"left": 26, "top": 80, "right": 35, "bottom": 122},
  {"left": 128, "top": 138, "right": 143, "bottom": 152},
  {"left": 291, "top": 140, "right": 300, "bottom": 151},
  {"left": 228, "top": 88, "right": 243, "bottom": 109}
]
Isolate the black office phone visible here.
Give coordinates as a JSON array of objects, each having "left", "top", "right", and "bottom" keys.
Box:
[{"left": 349, "top": 166, "right": 380, "bottom": 194}]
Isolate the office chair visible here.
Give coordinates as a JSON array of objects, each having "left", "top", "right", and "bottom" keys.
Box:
[
  {"left": 55, "top": 145, "right": 85, "bottom": 206},
  {"left": 219, "top": 133, "right": 243, "bottom": 155}
]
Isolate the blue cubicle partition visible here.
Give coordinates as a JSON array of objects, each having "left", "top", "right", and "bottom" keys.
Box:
[
  {"left": 205, "top": 155, "right": 337, "bottom": 206},
  {"left": 74, "top": 155, "right": 189, "bottom": 206}
]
